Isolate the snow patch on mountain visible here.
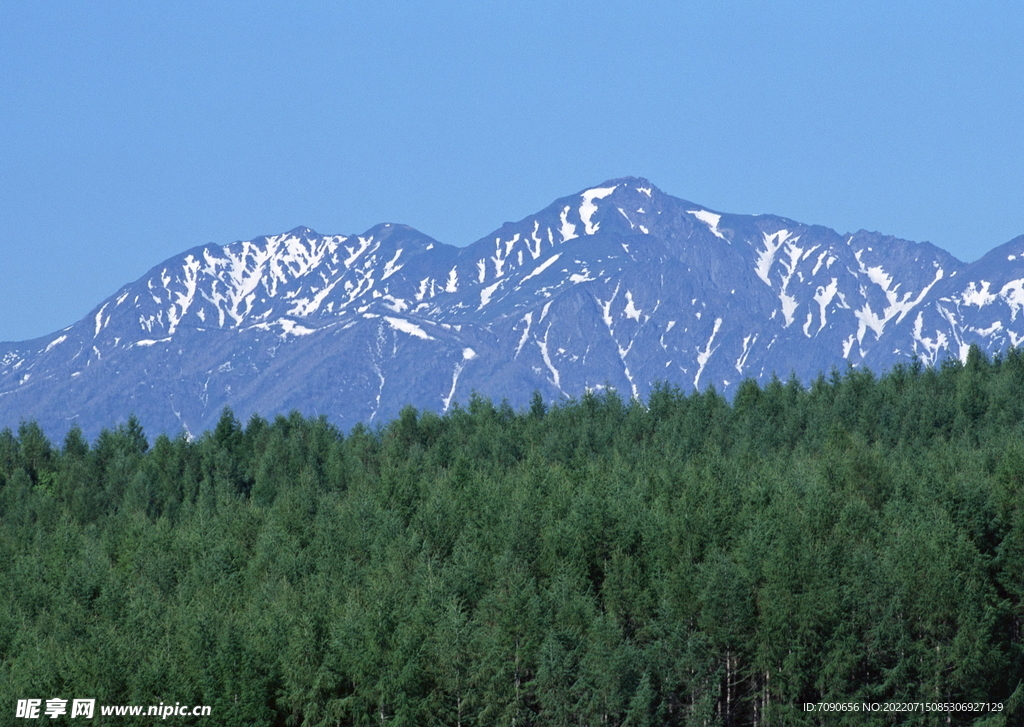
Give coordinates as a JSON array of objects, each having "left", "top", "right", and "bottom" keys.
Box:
[
  {"left": 514, "top": 313, "right": 532, "bottom": 358},
  {"left": 1001, "top": 280, "right": 1024, "bottom": 320},
  {"left": 384, "top": 317, "right": 433, "bottom": 340},
  {"left": 694, "top": 318, "right": 723, "bottom": 388},
  {"left": 579, "top": 186, "right": 617, "bottom": 235},
  {"left": 382, "top": 249, "right": 404, "bottom": 280},
  {"left": 624, "top": 291, "right": 642, "bottom": 321},
  {"left": 44, "top": 335, "right": 67, "bottom": 353},
  {"left": 687, "top": 210, "right": 726, "bottom": 240},
  {"left": 536, "top": 324, "right": 562, "bottom": 392},
  {"left": 961, "top": 281, "right": 997, "bottom": 308},
  {"left": 479, "top": 281, "right": 502, "bottom": 309},
  {"left": 559, "top": 207, "right": 578, "bottom": 242},
  {"left": 755, "top": 230, "right": 788, "bottom": 285},
  {"left": 520, "top": 254, "right": 561, "bottom": 285},
  {"left": 735, "top": 333, "right": 756, "bottom": 374}
]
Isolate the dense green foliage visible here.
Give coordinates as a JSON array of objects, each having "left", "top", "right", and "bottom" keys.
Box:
[{"left": 2, "top": 346, "right": 1024, "bottom": 726}]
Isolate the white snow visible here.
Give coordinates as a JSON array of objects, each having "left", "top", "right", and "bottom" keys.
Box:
[
  {"left": 491, "top": 235, "right": 518, "bottom": 278},
  {"left": 382, "top": 248, "right": 404, "bottom": 280},
  {"left": 200, "top": 235, "right": 340, "bottom": 328},
  {"left": 559, "top": 206, "right": 578, "bottom": 242},
  {"left": 136, "top": 338, "right": 171, "bottom": 347},
  {"left": 927, "top": 303, "right": 967, "bottom": 364},
  {"left": 446, "top": 267, "right": 459, "bottom": 293},
  {"left": 536, "top": 324, "right": 562, "bottom": 391},
  {"left": 441, "top": 361, "right": 466, "bottom": 412},
  {"left": 165, "top": 255, "right": 201, "bottom": 334},
  {"left": 842, "top": 334, "right": 857, "bottom": 359},
  {"left": 598, "top": 282, "right": 620, "bottom": 331},
  {"left": 384, "top": 316, "right": 434, "bottom": 340},
  {"left": 961, "top": 280, "right": 997, "bottom": 308},
  {"left": 853, "top": 304, "right": 884, "bottom": 343},
  {"left": 973, "top": 321, "right": 1003, "bottom": 337},
  {"left": 757, "top": 232, "right": 805, "bottom": 328},
  {"left": 382, "top": 295, "right": 409, "bottom": 313},
  {"left": 623, "top": 291, "right": 642, "bottom": 321},
  {"left": 862, "top": 261, "right": 891, "bottom": 289},
  {"left": 540, "top": 300, "right": 553, "bottom": 321},
  {"left": 754, "top": 230, "right": 797, "bottom": 286},
  {"left": 735, "top": 333, "right": 756, "bottom": 374},
  {"left": 687, "top": 210, "right": 726, "bottom": 240},
  {"left": 694, "top": 318, "right": 723, "bottom": 388},
  {"left": 520, "top": 254, "right": 561, "bottom": 284},
  {"left": 369, "top": 358, "right": 385, "bottom": 421},
  {"left": 638, "top": 225, "right": 649, "bottom": 234},
  {"left": 569, "top": 268, "right": 596, "bottom": 283},
  {"left": 291, "top": 278, "right": 343, "bottom": 318},
  {"left": 478, "top": 280, "right": 502, "bottom": 309},
  {"left": 637, "top": 186, "right": 652, "bottom": 196},
  {"left": 343, "top": 236, "right": 373, "bottom": 268},
  {"left": 529, "top": 221, "right": 544, "bottom": 259},
  {"left": 1009, "top": 255, "right": 1017, "bottom": 261},
  {"left": 621, "top": 362, "right": 639, "bottom": 399},
  {"left": 1000, "top": 279, "right": 1024, "bottom": 320},
  {"left": 515, "top": 312, "right": 533, "bottom": 357},
  {"left": 442, "top": 350, "right": 478, "bottom": 411},
  {"left": 753, "top": 230, "right": 806, "bottom": 329},
  {"left": 579, "top": 186, "right": 617, "bottom": 235},
  {"left": 45, "top": 335, "right": 68, "bottom": 353},
  {"left": 802, "top": 312, "right": 814, "bottom": 338},
  {"left": 812, "top": 278, "right": 839, "bottom": 334},
  {"left": 780, "top": 292, "right": 799, "bottom": 328},
  {"left": 277, "top": 319, "right": 315, "bottom": 337},
  {"left": 811, "top": 250, "right": 830, "bottom": 276},
  {"left": 847, "top": 252, "right": 945, "bottom": 343},
  {"left": 94, "top": 303, "right": 109, "bottom": 337}
]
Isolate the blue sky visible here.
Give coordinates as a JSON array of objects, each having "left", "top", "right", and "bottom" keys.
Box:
[{"left": 2, "top": 1, "right": 1022, "bottom": 342}]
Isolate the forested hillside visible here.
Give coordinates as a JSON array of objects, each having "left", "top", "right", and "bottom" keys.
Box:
[{"left": 2, "top": 346, "right": 1023, "bottom": 726}]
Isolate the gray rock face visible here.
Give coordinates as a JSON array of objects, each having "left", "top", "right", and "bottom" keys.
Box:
[{"left": 4, "top": 177, "right": 1024, "bottom": 439}]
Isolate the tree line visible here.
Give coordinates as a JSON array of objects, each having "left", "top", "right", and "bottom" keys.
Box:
[{"left": 1, "top": 346, "right": 1023, "bottom": 725}]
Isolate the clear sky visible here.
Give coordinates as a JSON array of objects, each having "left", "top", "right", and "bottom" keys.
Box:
[{"left": 2, "top": 1, "right": 1022, "bottom": 343}]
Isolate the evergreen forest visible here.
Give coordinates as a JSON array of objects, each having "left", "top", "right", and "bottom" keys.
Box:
[{"left": 2, "top": 346, "right": 1024, "bottom": 726}]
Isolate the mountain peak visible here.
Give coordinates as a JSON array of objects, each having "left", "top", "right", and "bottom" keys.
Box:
[
  {"left": 599, "top": 175, "right": 657, "bottom": 189},
  {"left": 285, "top": 225, "right": 319, "bottom": 237}
]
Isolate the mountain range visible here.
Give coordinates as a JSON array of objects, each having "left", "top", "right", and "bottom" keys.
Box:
[{"left": 3, "top": 177, "right": 1024, "bottom": 439}]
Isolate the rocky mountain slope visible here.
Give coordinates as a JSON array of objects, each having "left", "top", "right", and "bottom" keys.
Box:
[{"left": 4, "top": 177, "right": 1024, "bottom": 438}]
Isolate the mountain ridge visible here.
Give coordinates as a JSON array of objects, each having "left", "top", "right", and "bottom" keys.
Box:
[{"left": 3, "top": 176, "right": 1023, "bottom": 439}]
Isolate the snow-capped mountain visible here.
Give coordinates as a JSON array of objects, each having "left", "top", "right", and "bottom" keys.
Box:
[{"left": 4, "top": 177, "right": 1024, "bottom": 438}]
